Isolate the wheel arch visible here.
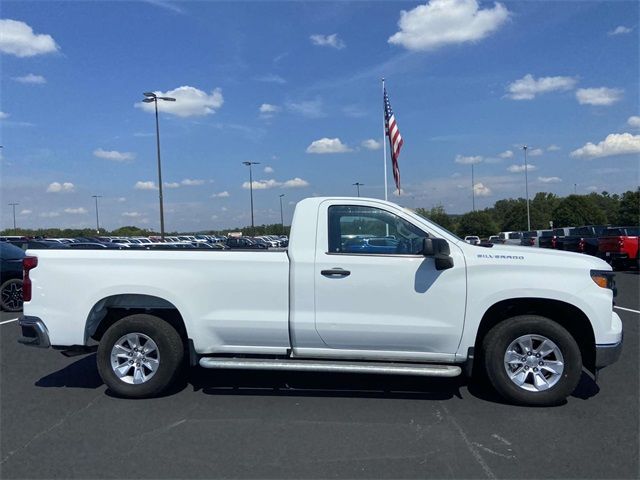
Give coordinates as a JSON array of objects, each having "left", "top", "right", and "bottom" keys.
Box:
[
  {"left": 85, "top": 294, "right": 189, "bottom": 346},
  {"left": 474, "top": 298, "right": 596, "bottom": 374}
]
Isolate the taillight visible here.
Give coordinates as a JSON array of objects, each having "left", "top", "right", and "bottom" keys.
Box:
[
  {"left": 552, "top": 238, "right": 557, "bottom": 248},
  {"left": 23, "top": 256, "right": 38, "bottom": 302},
  {"left": 578, "top": 240, "right": 585, "bottom": 252},
  {"left": 618, "top": 238, "right": 624, "bottom": 249},
  {"left": 529, "top": 238, "right": 535, "bottom": 246}
]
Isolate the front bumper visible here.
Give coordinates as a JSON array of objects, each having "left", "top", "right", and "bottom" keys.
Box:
[
  {"left": 595, "top": 337, "right": 623, "bottom": 369},
  {"left": 18, "top": 316, "right": 51, "bottom": 348}
]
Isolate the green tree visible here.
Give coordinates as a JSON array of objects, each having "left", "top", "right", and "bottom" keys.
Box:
[
  {"left": 415, "top": 204, "right": 455, "bottom": 231},
  {"left": 456, "top": 210, "right": 499, "bottom": 237},
  {"left": 552, "top": 195, "right": 607, "bottom": 227},
  {"left": 618, "top": 189, "right": 640, "bottom": 226}
]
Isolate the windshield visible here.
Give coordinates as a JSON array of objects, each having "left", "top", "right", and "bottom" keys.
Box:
[{"left": 408, "top": 208, "right": 462, "bottom": 241}]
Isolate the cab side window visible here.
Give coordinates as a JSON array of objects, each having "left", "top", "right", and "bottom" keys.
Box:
[{"left": 328, "top": 205, "right": 427, "bottom": 255}]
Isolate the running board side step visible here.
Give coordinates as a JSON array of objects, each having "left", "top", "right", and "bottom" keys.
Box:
[{"left": 198, "top": 358, "right": 461, "bottom": 377}]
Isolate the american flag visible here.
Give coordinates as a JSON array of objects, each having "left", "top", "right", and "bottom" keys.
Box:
[{"left": 384, "top": 87, "right": 403, "bottom": 192}]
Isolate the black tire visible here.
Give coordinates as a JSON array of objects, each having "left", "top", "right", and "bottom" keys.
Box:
[
  {"left": 482, "top": 315, "right": 582, "bottom": 406},
  {"left": 0, "top": 278, "right": 23, "bottom": 312},
  {"left": 97, "top": 314, "right": 184, "bottom": 398}
]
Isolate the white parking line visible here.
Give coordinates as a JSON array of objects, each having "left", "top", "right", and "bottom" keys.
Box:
[
  {"left": 0, "top": 318, "right": 19, "bottom": 325},
  {"left": 615, "top": 306, "right": 640, "bottom": 315}
]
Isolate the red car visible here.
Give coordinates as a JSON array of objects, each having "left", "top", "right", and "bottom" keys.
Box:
[{"left": 598, "top": 227, "right": 639, "bottom": 270}]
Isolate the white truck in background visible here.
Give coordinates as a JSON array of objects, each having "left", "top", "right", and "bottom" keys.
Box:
[{"left": 18, "top": 197, "right": 622, "bottom": 405}]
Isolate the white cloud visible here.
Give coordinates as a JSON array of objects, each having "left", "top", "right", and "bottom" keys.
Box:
[
  {"left": 0, "top": 111, "right": 9, "bottom": 120},
  {"left": 282, "top": 177, "right": 310, "bottom": 188},
  {"left": 259, "top": 103, "right": 281, "bottom": 114},
  {"left": 473, "top": 182, "right": 492, "bottom": 196},
  {"left": 388, "top": 0, "right": 509, "bottom": 51},
  {"left": 499, "top": 150, "right": 513, "bottom": 159},
  {"left": 46, "top": 182, "right": 75, "bottom": 193},
  {"left": 164, "top": 182, "right": 180, "bottom": 188},
  {"left": 507, "top": 164, "right": 537, "bottom": 173},
  {"left": 211, "top": 191, "right": 230, "bottom": 198},
  {"left": 255, "top": 74, "right": 286, "bottom": 84},
  {"left": 264, "top": 166, "right": 274, "bottom": 173},
  {"left": 0, "top": 19, "right": 59, "bottom": 57},
  {"left": 134, "top": 180, "right": 158, "bottom": 190},
  {"left": 586, "top": 186, "right": 599, "bottom": 192},
  {"left": 454, "top": 154, "right": 482, "bottom": 165},
  {"left": 117, "top": 197, "right": 127, "bottom": 202},
  {"left": 361, "top": 139, "right": 382, "bottom": 150},
  {"left": 576, "top": 87, "right": 623, "bottom": 106},
  {"left": 505, "top": 74, "right": 577, "bottom": 100},
  {"left": 628, "top": 116, "right": 640, "bottom": 129},
  {"left": 570, "top": 133, "right": 640, "bottom": 159},
  {"left": 242, "top": 179, "right": 281, "bottom": 190},
  {"left": 40, "top": 211, "right": 60, "bottom": 218},
  {"left": 547, "top": 144, "right": 561, "bottom": 151},
  {"left": 306, "top": 137, "right": 352, "bottom": 154},
  {"left": 64, "top": 207, "right": 88, "bottom": 214},
  {"left": 19, "top": 209, "right": 32, "bottom": 215},
  {"left": 310, "top": 33, "right": 345, "bottom": 49},
  {"left": 528, "top": 148, "right": 544, "bottom": 156},
  {"left": 93, "top": 148, "right": 135, "bottom": 162},
  {"left": 538, "top": 176, "right": 562, "bottom": 183},
  {"left": 286, "top": 99, "right": 325, "bottom": 118},
  {"left": 181, "top": 178, "right": 205, "bottom": 186},
  {"left": 135, "top": 86, "right": 224, "bottom": 117},
  {"left": 122, "top": 211, "right": 142, "bottom": 218},
  {"left": 13, "top": 73, "right": 46, "bottom": 84},
  {"left": 608, "top": 26, "right": 632, "bottom": 35}
]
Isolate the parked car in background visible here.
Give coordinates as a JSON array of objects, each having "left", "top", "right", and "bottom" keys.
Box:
[
  {"left": 488, "top": 235, "right": 505, "bottom": 244},
  {"left": 0, "top": 242, "right": 25, "bottom": 312},
  {"left": 520, "top": 230, "right": 553, "bottom": 247},
  {"left": 226, "top": 237, "right": 267, "bottom": 249},
  {"left": 561, "top": 226, "right": 608, "bottom": 256},
  {"left": 598, "top": 226, "right": 639, "bottom": 270},
  {"left": 464, "top": 236, "right": 480, "bottom": 245},
  {"left": 498, "top": 231, "right": 522, "bottom": 245},
  {"left": 9, "top": 240, "right": 67, "bottom": 250},
  {"left": 539, "top": 228, "right": 571, "bottom": 250}
]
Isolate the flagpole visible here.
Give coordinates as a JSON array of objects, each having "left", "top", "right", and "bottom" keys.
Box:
[{"left": 382, "top": 78, "right": 388, "bottom": 201}]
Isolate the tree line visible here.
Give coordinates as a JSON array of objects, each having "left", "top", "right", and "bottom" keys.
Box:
[
  {"left": 416, "top": 189, "right": 639, "bottom": 238},
  {"left": 2, "top": 189, "right": 637, "bottom": 239}
]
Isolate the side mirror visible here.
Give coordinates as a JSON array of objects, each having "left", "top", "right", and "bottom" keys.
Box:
[{"left": 422, "top": 238, "right": 454, "bottom": 271}]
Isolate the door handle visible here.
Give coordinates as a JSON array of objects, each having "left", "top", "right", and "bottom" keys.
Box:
[{"left": 321, "top": 268, "right": 351, "bottom": 277}]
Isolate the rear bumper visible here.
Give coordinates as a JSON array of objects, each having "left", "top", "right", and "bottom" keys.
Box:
[
  {"left": 595, "top": 337, "right": 623, "bottom": 369},
  {"left": 17, "top": 316, "right": 51, "bottom": 348}
]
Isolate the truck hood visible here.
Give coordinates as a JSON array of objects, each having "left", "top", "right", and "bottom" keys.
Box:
[{"left": 466, "top": 242, "right": 611, "bottom": 271}]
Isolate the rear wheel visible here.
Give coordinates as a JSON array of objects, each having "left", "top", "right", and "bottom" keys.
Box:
[
  {"left": 0, "top": 279, "right": 23, "bottom": 312},
  {"left": 482, "top": 315, "right": 582, "bottom": 406},
  {"left": 97, "top": 314, "right": 184, "bottom": 398}
]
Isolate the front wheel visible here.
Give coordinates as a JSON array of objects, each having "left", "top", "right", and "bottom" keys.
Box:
[
  {"left": 482, "top": 315, "right": 582, "bottom": 406},
  {"left": 97, "top": 314, "right": 184, "bottom": 398},
  {"left": 1, "top": 278, "right": 23, "bottom": 312}
]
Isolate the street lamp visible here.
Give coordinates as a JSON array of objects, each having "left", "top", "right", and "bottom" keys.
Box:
[
  {"left": 352, "top": 182, "right": 364, "bottom": 197},
  {"left": 279, "top": 194, "right": 285, "bottom": 234},
  {"left": 142, "top": 91, "right": 176, "bottom": 240},
  {"left": 471, "top": 163, "right": 476, "bottom": 212},
  {"left": 8, "top": 202, "right": 18, "bottom": 232},
  {"left": 242, "top": 161, "right": 260, "bottom": 229},
  {"left": 522, "top": 145, "right": 531, "bottom": 231},
  {"left": 92, "top": 195, "right": 102, "bottom": 234}
]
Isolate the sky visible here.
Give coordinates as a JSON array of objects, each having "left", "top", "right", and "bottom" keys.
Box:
[{"left": 1, "top": 0, "right": 638, "bottom": 232}]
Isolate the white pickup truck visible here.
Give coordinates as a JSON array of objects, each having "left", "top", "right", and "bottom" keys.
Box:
[{"left": 18, "top": 197, "right": 622, "bottom": 405}]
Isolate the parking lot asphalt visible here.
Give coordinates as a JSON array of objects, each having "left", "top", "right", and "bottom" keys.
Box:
[{"left": 1, "top": 273, "right": 638, "bottom": 479}]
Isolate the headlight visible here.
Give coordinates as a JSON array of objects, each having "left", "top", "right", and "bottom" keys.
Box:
[{"left": 591, "top": 270, "right": 617, "bottom": 297}]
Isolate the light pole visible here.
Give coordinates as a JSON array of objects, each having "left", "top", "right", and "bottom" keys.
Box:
[
  {"left": 142, "top": 92, "right": 176, "bottom": 240},
  {"left": 8, "top": 202, "right": 18, "bottom": 232},
  {"left": 574, "top": 183, "right": 577, "bottom": 195},
  {"left": 522, "top": 145, "right": 531, "bottom": 231},
  {"left": 279, "top": 194, "right": 285, "bottom": 234},
  {"left": 92, "top": 195, "right": 102, "bottom": 234},
  {"left": 471, "top": 163, "right": 476, "bottom": 212},
  {"left": 352, "top": 182, "right": 364, "bottom": 197},
  {"left": 242, "top": 161, "right": 260, "bottom": 229}
]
